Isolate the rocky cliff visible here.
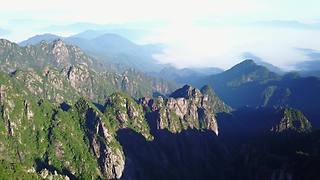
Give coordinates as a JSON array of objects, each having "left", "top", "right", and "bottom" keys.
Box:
[
  {"left": 271, "top": 108, "right": 312, "bottom": 133},
  {"left": 139, "top": 85, "right": 230, "bottom": 135}
]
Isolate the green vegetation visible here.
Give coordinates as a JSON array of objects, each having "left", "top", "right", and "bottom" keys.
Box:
[
  {"left": 0, "top": 73, "right": 135, "bottom": 178},
  {"left": 280, "top": 108, "right": 312, "bottom": 132},
  {"left": 104, "top": 92, "right": 153, "bottom": 140},
  {"left": 0, "top": 38, "right": 319, "bottom": 180},
  {"left": 0, "top": 160, "right": 41, "bottom": 179}
]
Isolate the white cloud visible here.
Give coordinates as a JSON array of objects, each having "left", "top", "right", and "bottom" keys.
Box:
[
  {"left": 1, "top": 0, "right": 320, "bottom": 69},
  {"left": 150, "top": 25, "right": 320, "bottom": 69}
]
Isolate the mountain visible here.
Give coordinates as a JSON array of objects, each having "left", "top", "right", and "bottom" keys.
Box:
[
  {"left": 0, "top": 71, "right": 229, "bottom": 178},
  {"left": 207, "top": 59, "right": 280, "bottom": 86},
  {"left": 0, "top": 38, "right": 230, "bottom": 178},
  {"left": 196, "top": 59, "right": 320, "bottom": 127},
  {"left": 300, "top": 70, "right": 320, "bottom": 78},
  {"left": 200, "top": 85, "right": 232, "bottom": 113},
  {"left": 19, "top": 33, "right": 165, "bottom": 72},
  {"left": 72, "top": 30, "right": 109, "bottom": 39},
  {"left": 19, "top": 34, "right": 61, "bottom": 46},
  {"left": 196, "top": 60, "right": 280, "bottom": 108},
  {"left": 292, "top": 48, "right": 320, "bottom": 77},
  {"left": 0, "top": 71, "right": 319, "bottom": 179},
  {"left": 142, "top": 85, "right": 228, "bottom": 134},
  {"left": 183, "top": 67, "right": 223, "bottom": 75},
  {"left": 155, "top": 65, "right": 223, "bottom": 84},
  {"left": 293, "top": 60, "right": 320, "bottom": 78},
  {"left": 67, "top": 33, "right": 165, "bottom": 72},
  {"left": 0, "top": 39, "right": 177, "bottom": 103},
  {"left": 254, "top": 59, "right": 284, "bottom": 75},
  {"left": 218, "top": 107, "right": 312, "bottom": 136},
  {"left": 42, "top": 22, "right": 154, "bottom": 42},
  {"left": 242, "top": 52, "right": 284, "bottom": 74},
  {"left": 1, "top": 40, "right": 320, "bottom": 179},
  {"left": 71, "top": 30, "right": 164, "bottom": 52}
]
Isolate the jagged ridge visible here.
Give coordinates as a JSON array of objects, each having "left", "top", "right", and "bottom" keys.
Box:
[{"left": 0, "top": 39, "right": 177, "bottom": 103}]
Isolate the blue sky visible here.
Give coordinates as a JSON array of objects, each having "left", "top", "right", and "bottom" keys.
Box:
[{"left": 0, "top": 0, "right": 320, "bottom": 69}]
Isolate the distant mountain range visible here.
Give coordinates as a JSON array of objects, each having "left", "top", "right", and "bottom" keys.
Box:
[
  {"left": 152, "top": 64, "right": 223, "bottom": 84},
  {"left": 294, "top": 60, "right": 320, "bottom": 78},
  {"left": 300, "top": 70, "right": 320, "bottom": 78},
  {"left": 19, "top": 32, "right": 228, "bottom": 83},
  {"left": 19, "top": 32, "right": 166, "bottom": 72}
]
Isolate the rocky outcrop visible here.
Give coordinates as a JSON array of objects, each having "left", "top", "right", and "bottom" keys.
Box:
[
  {"left": 14, "top": 69, "right": 72, "bottom": 102},
  {"left": 50, "top": 39, "right": 94, "bottom": 68},
  {"left": 0, "top": 85, "right": 6, "bottom": 105},
  {"left": 141, "top": 85, "right": 221, "bottom": 135},
  {"left": 51, "top": 39, "right": 70, "bottom": 66},
  {"left": 271, "top": 108, "right": 312, "bottom": 133},
  {"left": 76, "top": 98, "right": 125, "bottom": 179},
  {"left": 64, "top": 64, "right": 94, "bottom": 99},
  {"left": 23, "top": 100, "right": 34, "bottom": 120},
  {"left": 39, "top": 168, "right": 70, "bottom": 180},
  {"left": 105, "top": 93, "right": 153, "bottom": 140},
  {"left": 0, "top": 83, "right": 24, "bottom": 138}
]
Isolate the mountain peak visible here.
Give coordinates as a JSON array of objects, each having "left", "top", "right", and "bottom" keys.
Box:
[
  {"left": 92, "top": 33, "right": 135, "bottom": 48},
  {"left": 0, "top": 39, "right": 16, "bottom": 47},
  {"left": 272, "top": 108, "right": 312, "bottom": 133},
  {"left": 19, "top": 33, "right": 61, "bottom": 46},
  {"left": 0, "top": 38, "right": 11, "bottom": 44},
  {"left": 217, "top": 58, "right": 279, "bottom": 85},
  {"left": 35, "top": 33, "right": 58, "bottom": 38},
  {"left": 50, "top": 39, "right": 70, "bottom": 65},
  {"left": 52, "top": 38, "right": 66, "bottom": 46},
  {"left": 93, "top": 33, "right": 130, "bottom": 42},
  {"left": 170, "top": 85, "right": 201, "bottom": 99},
  {"left": 237, "top": 59, "right": 256, "bottom": 66},
  {"left": 224, "top": 59, "right": 260, "bottom": 74}
]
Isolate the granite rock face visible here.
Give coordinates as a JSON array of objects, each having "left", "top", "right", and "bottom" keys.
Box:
[
  {"left": 271, "top": 108, "right": 312, "bottom": 133},
  {"left": 76, "top": 99, "right": 125, "bottom": 179},
  {"left": 140, "top": 85, "right": 226, "bottom": 135},
  {"left": 105, "top": 92, "right": 153, "bottom": 141}
]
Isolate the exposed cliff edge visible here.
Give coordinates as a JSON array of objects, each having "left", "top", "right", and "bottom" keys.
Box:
[{"left": 139, "top": 85, "right": 230, "bottom": 135}]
